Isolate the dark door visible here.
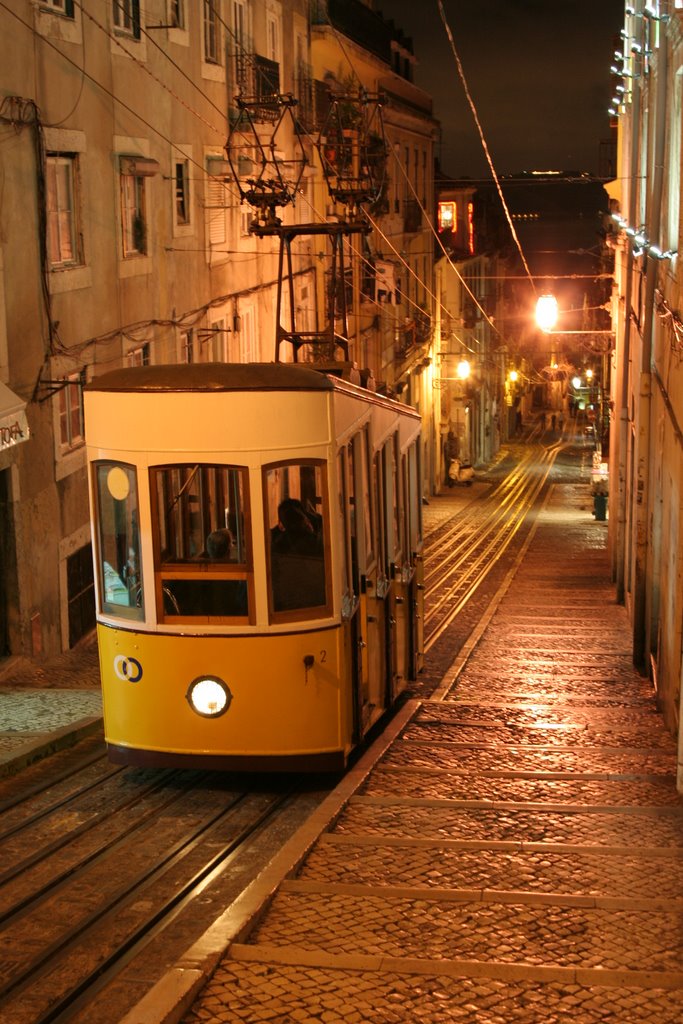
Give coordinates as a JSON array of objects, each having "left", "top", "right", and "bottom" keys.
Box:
[
  {"left": 67, "top": 543, "right": 96, "bottom": 647},
  {"left": 0, "top": 470, "right": 9, "bottom": 656}
]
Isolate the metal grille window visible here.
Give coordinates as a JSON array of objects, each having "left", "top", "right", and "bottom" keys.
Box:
[
  {"left": 46, "top": 154, "right": 81, "bottom": 268},
  {"left": 58, "top": 371, "right": 85, "bottom": 450}
]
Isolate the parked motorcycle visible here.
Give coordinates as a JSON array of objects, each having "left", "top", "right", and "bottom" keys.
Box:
[{"left": 448, "top": 458, "right": 474, "bottom": 486}]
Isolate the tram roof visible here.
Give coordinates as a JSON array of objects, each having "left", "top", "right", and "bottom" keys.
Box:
[{"left": 86, "top": 362, "right": 336, "bottom": 394}]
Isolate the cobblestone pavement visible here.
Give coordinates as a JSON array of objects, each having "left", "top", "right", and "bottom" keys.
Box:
[
  {"left": 181, "top": 483, "right": 683, "bottom": 1023},
  {"left": 0, "top": 635, "right": 101, "bottom": 774}
]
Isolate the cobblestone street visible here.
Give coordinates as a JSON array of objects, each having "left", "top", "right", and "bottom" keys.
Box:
[{"left": 179, "top": 483, "right": 683, "bottom": 1023}]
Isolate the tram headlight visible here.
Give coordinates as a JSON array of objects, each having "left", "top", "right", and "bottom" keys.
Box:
[{"left": 186, "top": 676, "right": 232, "bottom": 718}]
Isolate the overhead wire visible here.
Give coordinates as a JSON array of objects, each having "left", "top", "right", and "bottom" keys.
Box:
[{"left": 435, "top": 0, "right": 537, "bottom": 295}]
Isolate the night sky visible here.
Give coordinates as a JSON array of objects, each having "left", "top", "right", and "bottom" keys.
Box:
[{"left": 379, "top": 0, "right": 625, "bottom": 179}]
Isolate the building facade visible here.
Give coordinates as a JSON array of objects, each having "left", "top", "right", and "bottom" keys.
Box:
[
  {"left": 607, "top": 0, "right": 683, "bottom": 785},
  {"left": 0, "top": 0, "right": 438, "bottom": 664}
]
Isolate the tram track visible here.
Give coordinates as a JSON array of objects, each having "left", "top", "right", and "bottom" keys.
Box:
[
  {"left": 0, "top": 759, "right": 321, "bottom": 1024},
  {"left": 423, "top": 441, "right": 567, "bottom": 651}
]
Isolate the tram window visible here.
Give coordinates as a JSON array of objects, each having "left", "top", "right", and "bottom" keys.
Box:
[
  {"left": 94, "top": 462, "right": 144, "bottom": 620},
  {"left": 390, "top": 434, "right": 402, "bottom": 562},
  {"left": 150, "top": 464, "right": 251, "bottom": 622},
  {"left": 407, "top": 440, "right": 422, "bottom": 551},
  {"left": 361, "top": 426, "right": 374, "bottom": 566},
  {"left": 153, "top": 465, "right": 248, "bottom": 565},
  {"left": 264, "top": 461, "right": 329, "bottom": 618}
]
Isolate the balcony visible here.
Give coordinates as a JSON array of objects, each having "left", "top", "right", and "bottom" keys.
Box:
[
  {"left": 294, "top": 68, "right": 331, "bottom": 134},
  {"left": 233, "top": 54, "right": 280, "bottom": 121}
]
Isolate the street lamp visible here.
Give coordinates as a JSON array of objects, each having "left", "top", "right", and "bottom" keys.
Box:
[{"left": 535, "top": 294, "right": 559, "bottom": 332}]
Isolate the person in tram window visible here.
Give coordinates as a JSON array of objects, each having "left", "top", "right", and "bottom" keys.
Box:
[
  {"left": 271, "top": 499, "right": 325, "bottom": 610},
  {"left": 272, "top": 499, "right": 322, "bottom": 556},
  {"left": 206, "top": 527, "right": 234, "bottom": 561}
]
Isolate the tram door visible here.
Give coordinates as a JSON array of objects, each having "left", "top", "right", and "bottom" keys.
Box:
[
  {"left": 400, "top": 443, "right": 423, "bottom": 681},
  {"left": 355, "top": 429, "right": 387, "bottom": 724},
  {"left": 375, "top": 439, "right": 398, "bottom": 704},
  {"left": 339, "top": 444, "right": 364, "bottom": 744}
]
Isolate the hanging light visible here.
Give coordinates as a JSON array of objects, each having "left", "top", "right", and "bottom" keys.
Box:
[{"left": 535, "top": 294, "right": 558, "bottom": 332}]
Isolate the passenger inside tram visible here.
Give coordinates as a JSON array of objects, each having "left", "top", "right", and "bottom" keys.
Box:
[{"left": 270, "top": 497, "right": 326, "bottom": 613}]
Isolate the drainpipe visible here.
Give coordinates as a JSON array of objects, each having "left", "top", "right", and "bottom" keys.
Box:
[{"left": 633, "top": 14, "right": 668, "bottom": 669}]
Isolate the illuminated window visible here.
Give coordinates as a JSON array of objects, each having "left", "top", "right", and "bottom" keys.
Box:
[
  {"left": 467, "top": 202, "right": 475, "bottom": 254},
  {"left": 438, "top": 201, "right": 456, "bottom": 232}
]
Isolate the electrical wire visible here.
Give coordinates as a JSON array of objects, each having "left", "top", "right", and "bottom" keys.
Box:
[{"left": 436, "top": 0, "right": 537, "bottom": 295}]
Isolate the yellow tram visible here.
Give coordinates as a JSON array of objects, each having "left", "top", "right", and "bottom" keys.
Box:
[{"left": 84, "top": 362, "right": 423, "bottom": 771}]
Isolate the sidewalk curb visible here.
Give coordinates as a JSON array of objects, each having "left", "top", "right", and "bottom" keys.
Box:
[{"left": 0, "top": 715, "right": 103, "bottom": 779}]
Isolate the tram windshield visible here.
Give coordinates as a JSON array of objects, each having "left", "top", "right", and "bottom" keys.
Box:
[
  {"left": 150, "top": 464, "right": 251, "bottom": 621},
  {"left": 94, "top": 462, "right": 144, "bottom": 620},
  {"left": 265, "top": 461, "right": 329, "bottom": 619}
]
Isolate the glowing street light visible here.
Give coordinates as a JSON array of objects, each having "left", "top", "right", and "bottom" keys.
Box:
[
  {"left": 508, "top": 369, "right": 518, "bottom": 382},
  {"left": 456, "top": 358, "right": 471, "bottom": 380},
  {"left": 535, "top": 294, "right": 559, "bottom": 332}
]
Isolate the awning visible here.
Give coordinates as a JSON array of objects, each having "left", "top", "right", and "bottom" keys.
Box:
[{"left": 0, "top": 382, "right": 29, "bottom": 451}]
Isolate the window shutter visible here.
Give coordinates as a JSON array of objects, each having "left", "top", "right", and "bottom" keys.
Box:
[{"left": 207, "top": 175, "right": 226, "bottom": 246}]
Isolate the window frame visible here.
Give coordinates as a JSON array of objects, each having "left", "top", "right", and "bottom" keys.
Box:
[
  {"left": 46, "top": 153, "right": 82, "bottom": 269},
  {"left": 113, "top": 0, "right": 141, "bottom": 39},
  {"left": 92, "top": 460, "right": 145, "bottom": 621},
  {"left": 203, "top": 0, "right": 221, "bottom": 64},
  {"left": 58, "top": 370, "right": 85, "bottom": 452},
  {"left": 263, "top": 458, "right": 331, "bottom": 624},
  {"left": 149, "top": 462, "right": 254, "bottom": 625},
  {"left": 174, "top": 158, "right": 191, "bottom": 226},
  {"left": 120, "top": 167, "right": 148, "bottom": 257},
  {"left": 42, "top": 0, "right": 75, "bottom": 16},
  {"left": 169, "top": 0, "right": 185, "bottom": 29}
]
